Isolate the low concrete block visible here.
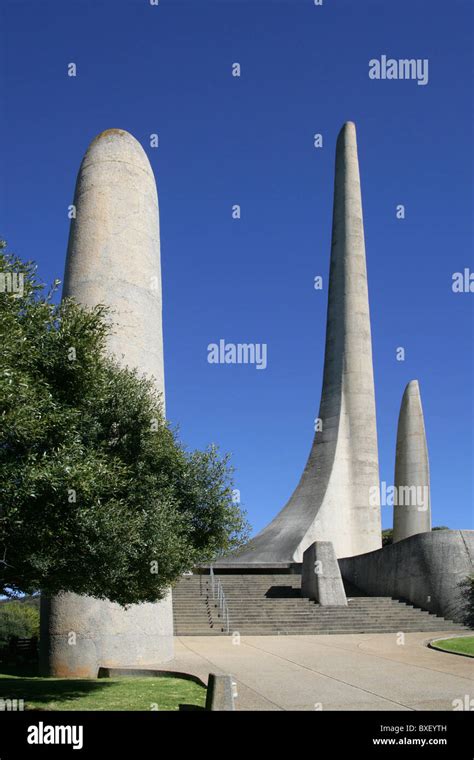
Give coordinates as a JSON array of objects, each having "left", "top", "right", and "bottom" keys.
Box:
[
  {"left": 339, "top": 530, "right": 474, "bottom": 623},
  {"left": 205, "top": 673, "right": 235, "bottom": 711},
  {"left": 302, "top": 541, "right": 348, "bottom": 606}
]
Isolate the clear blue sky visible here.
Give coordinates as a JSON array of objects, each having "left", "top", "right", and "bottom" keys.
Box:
[{"left": 1, "top": 0, "right": 472, "bottom": 535}]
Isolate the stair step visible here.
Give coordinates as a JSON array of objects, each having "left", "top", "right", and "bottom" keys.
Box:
[{"left": 172, "top": 572, "right": 470, "bottom": 636}]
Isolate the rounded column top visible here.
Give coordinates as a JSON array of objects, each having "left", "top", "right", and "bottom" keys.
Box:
[{"left": 81, "top": 128, "right": 154, "bottom": 178}]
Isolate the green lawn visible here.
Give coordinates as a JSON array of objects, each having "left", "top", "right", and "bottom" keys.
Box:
[
  {"left": 431, "top": 636, "right": 474, "bottom": 658},
  {"left": 0, "top": 667, "right": 206, "bottom": 710}
]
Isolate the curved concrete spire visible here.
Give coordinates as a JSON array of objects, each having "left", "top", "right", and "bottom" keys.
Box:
[
  {"left": 393, "top": 380, "right": 431, "bottom": 542},
  {"left": 40, "top": 129, "right": 172, "bottom": 677},
  {"left": 223, "top": 122, "right": 381, "bottom": 564}
]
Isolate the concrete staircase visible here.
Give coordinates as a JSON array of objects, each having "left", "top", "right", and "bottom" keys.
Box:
[{"left": 173, "top": 573, "right": 469, "bottom": 636}]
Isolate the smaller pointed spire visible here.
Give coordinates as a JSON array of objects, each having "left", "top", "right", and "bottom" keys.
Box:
[{"left": 393, "top": 380, "right": 431, "bottom": 542}]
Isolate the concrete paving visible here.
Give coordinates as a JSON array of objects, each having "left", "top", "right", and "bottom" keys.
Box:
[{"left": 168, "top": 633, "right": 474, "bottom": 711}]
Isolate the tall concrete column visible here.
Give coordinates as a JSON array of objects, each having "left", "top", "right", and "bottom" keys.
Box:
[
  {"left": 221, "top": 122, "right": 381, "bottom": 564},
  {"left": 393, "top": 380, "right": 431, "bottom": 542},
  {"left": 40, "top": 129, "right": 173, "bottom": 677}
]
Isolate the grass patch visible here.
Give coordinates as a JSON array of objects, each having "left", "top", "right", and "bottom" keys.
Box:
[
  {"left": 0, "top": 667, "right": 206, "bottom": 711},
  {"left": 430, "top": 636, "right": 474, "bottom": 658}
]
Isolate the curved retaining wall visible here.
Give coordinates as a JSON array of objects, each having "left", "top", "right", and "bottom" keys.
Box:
[{"left": 339, "top": 530, "right": 473, "bottom": 623}]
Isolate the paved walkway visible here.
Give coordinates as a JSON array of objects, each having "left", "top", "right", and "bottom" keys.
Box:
[{"left": 168, "top": 632, "right": 473, "bottom": 710}]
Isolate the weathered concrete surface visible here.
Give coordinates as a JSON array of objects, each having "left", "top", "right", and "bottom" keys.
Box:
[
  {"left": 40, "top": 591, "right": 173, "bottom": 677},
  {"left": 393, "top": 380, "right": 431, "bottom": 542},
  {"left": 220, "top": 121, "right": 381, "bottom": 564},
  {"left": 40, "top": 129, "right": 173, "bottom": 677},
  {"left": 302, "top": 542, "right": 347, "bottom": 605},
  {"left": 339, "top": 530, "right": 474, "bottom": 623},
  {"left": 170, "top": 633, "right": 474, "bottom": 710},
  {"left": 63, "top": 128, "right": 165, "bottom": 397},
  {"left": 205, "top": 673, "right": 236, "bottom": 711}
]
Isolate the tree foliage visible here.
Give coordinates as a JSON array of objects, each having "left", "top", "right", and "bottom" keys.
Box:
[
  {"left": 382, "top": 529, "right": 393, "bottom": 546},
  {"left": 0, "top": 600, "right": 40, "bottom": 643},
  {"left": 382, "top": 526, "right": 449, "bottom": 547},
  {"left": 0, "top": 243, "right": 250, "bottom": 605},
  {"left": 459, "top": 575, "right": 474, "bottom": 629}
]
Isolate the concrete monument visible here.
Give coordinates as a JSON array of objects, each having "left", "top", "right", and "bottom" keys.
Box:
[
  {"left": 40, "top": 129, "right": 173, "bottom": 677},
  {"left": 222, "top": 122, "right": 381, "bottom": 563},
  {"left": 393, "top": 380, "right": 431, "bottom": 542}
]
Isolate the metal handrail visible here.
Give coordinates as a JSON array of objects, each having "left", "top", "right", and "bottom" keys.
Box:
[{"left": 209, "top": 565, "right": 230, "bottom": 634}]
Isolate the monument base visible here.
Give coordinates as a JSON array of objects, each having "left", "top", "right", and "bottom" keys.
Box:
[{"left": 40, "top": 592, "right": 174, "bottom": 678}]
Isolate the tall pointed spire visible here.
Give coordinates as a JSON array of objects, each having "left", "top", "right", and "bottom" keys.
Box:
[
  {"left": 393, "top": 380, "right": 431, "bottom": 542},
  {"left": 223, "top": 122, "right": 381, "bottom": 563}
]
